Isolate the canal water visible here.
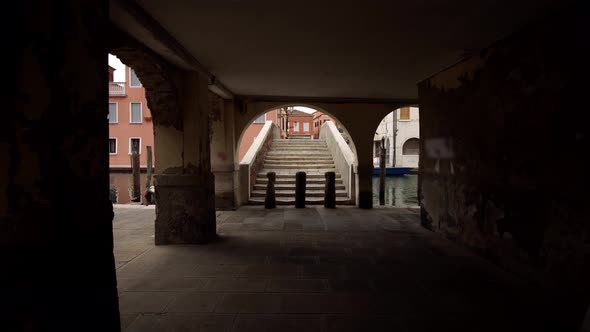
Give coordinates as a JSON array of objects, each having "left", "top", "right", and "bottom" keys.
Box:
[
  {"left": 372, "top": 174, "right": 419, "bottom": 207},
  {"left": 109, "top": 172, "right": 149, "bottom": 204}
]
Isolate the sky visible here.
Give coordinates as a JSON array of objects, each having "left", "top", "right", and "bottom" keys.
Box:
[
  {"left": 108, "top": 54, "right": 126, "bottom": 82},
  {"left": 110, "top": 54, "right": 315, "bottom": 114}
]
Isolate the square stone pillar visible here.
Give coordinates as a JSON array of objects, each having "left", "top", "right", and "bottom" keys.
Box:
[
  {"left": 211, "top": 98, "right": 238, "bottom": 209},
  {"left": 155, "top": 173, "right": 216, "bottom": 244},
  {"left": 356, "top": 163, "right": 374, "bottom": 209},
  {"left": 153, "top": 71, "right": 217, "bottom": 244}
]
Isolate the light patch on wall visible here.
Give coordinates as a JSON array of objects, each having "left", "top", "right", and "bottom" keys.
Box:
[{"left": 425, "top": 137, "right": 454, "bottom": 159}]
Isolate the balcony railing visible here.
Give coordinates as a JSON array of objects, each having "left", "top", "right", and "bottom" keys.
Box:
[{"left": 109, "top": 82, "right": 126, "bottom": 96}]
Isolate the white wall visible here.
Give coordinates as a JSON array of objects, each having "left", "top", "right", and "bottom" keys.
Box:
[
  {"left": 395, "top": 107, "right": 420, "bottom": 168},
  {"left": 373, "top": 107, "right": 420, "bottom": 168}
]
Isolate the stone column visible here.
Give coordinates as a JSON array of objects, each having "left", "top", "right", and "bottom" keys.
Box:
[
  {"left": 210, "top": 98, "right": 238, "bottom": 209},
  {"left": 2, "top": 1, "right": 119, "bottom": 330},
  {"left": 154, "top": 71, "right": 216, "bottom": 244},
  {"left": 356, "top": 144, "right": 374, "bottom": 209}
]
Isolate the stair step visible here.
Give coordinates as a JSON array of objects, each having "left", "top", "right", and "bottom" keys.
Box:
[
  {"left": 248, "top": 197, "right": 353, "bottom": 205},
  {"left": 258, "top": 170, "right": 338, "bottom": 177},
  {"left": 254, "top": 183, "right": 345, "bottom": 190},
  {"left": 270, "top": 145, "right": 328, "bottom": 150},
  {"left": 262, "top": 164, "right": 335, "bottom": 169},
  {"left": 251, "top": 190, "right": 348, "bottom": 197},
  {"left": 257, "top": 178, "right": 342, "bottom": 184},
  {"left": 265, "top": 156, "right": 333, "bottom": 161},
  {"left": 266, "top": 153, "right": 332, "bottom": 157},
  {"left": 264, "top": 159, "right": 335, "bottom": 164}
]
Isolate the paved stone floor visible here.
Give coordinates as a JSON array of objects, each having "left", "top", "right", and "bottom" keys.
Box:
[{"left": 114, "top": 205, "right": 559, "bottom": 331}]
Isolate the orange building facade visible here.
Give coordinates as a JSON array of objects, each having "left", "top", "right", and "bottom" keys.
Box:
[
  {"left": 312, "top": 111, "right": 337, "bottom": 139},
  {"left": 108, "top": 65, "right": 154, "bottom": 170}
]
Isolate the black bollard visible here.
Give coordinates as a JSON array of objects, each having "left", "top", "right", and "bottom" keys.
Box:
[
  {"left": 295, "top": 171, "right": 306, "bottom": 208},
  {"left": 379, "top": 137, "right": 386, "bottom": 205},
  {"left": 324, "top": 171, "right": 336, "bottom": 208},
  {"left": 265, "top": 172, "right": 276, "bottom": 209}
]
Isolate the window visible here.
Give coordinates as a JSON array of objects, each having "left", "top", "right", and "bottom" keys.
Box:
[
  {"left": 303, "top": 122, "right": 310, "bottom": 132},
  {"left": 108, "top": 102, "right": 117, "bottom": 123},
  {"left": 109, "top": 138, "right": 117, "bottom": 154},
  {"left": 402, "top": 138, "right": 420, "bottom": 155},
  {"left": 130, "top": 102, "right": 142, "bottom": 123},
  {"left": 129, "top": 138, "right": 141, "bottom": 155},
  {"left": 129, "top": 68, "right": 141, "bottom": 87},
  {"left": 254, "top": 114, "right": 266, "bottom": 123},
  {"left": 293, "top": 121, "right": 300, "bottom": 132},
  {"left": 400, "top": 107, "right": 410, "bottom": 120}
]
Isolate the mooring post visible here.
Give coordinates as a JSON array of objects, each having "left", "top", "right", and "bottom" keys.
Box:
[
  {"left": 131, "top": 147, "right": 141, "bottom": 203},
  {"left": 144, "top": 145, "right": 153, "bottom": 205},
  {"left": 379, "top": 137, "right": 386, "bottom": 205},
  {"left": 295, "top": 171, "right": 306, "bottom": 208},
  {"left": 265, "top": 171, "right": 276, "bottom": 209},
  {"left": 324, "top": 171, "right": 336, "bottom": 208}
]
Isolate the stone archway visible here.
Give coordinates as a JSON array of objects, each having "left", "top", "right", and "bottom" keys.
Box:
[
  {"left": 109, "top": 29, "right": 216, "bottom": 244},
  {"left": 109, "top": 45, "right": 181, "bottom": 130}
]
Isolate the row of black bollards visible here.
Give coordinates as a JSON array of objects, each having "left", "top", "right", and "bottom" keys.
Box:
[{"left": 264, "top": 171, "right": 336, "bottom": 209}]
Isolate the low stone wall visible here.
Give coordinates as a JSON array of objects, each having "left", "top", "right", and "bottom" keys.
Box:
[
  {"left": 320, "top": 121, "right": 356, "bottom": 203},
  {"left": 238, "top": 122, "right": 278, "bottom": 205}
]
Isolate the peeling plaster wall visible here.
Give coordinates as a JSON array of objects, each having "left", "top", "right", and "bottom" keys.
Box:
[
  {"left": 418, "top": 6, "right": 588, "bottom": 321},
  {"left": 210, "top": 95, "right": 238, "bottom": 209}
]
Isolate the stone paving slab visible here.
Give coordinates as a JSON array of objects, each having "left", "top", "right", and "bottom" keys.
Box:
[{"left": 113, "top": 205, "right": 558, "bottom": 331}]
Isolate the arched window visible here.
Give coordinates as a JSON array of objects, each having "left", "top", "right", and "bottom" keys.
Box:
[{"left": 402, "top": 138, "right": 419, "bottom": 155}]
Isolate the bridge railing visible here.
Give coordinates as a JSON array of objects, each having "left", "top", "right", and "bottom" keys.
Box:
[
  {"left": 238, "top": 121, "right": 279, "bottom": 205},
  {"left": 320, "top": 121, "right": 356, "bottom": 204}
]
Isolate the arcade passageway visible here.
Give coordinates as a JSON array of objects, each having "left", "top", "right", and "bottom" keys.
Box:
[
  {"left": 115, "top": 206, "right": 560, "bottom": 331},
  {"left": 4, "top": 0, "right": 588, "bottom": 331}
]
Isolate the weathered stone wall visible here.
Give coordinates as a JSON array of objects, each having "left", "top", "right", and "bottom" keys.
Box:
[
  {"left": 418, "top": 6, "right": 588, "bottom": 325},
  {"left": 210, "top": 95, "right": 238, "bottom": 209},
  {"left": 154, "top": 71, "right": 216, "bottom": 244},
  {"left": 2, "top": 0, "right": 119, "bottom": 330}
]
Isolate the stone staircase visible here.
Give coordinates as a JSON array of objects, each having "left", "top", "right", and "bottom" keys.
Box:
[{"left": 248, "top": 139, "right": 351, "bottom": 205}]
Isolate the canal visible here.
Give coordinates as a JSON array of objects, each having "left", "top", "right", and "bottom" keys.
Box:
[
  {"left": 110, "top": 172, "right": 149, "bottom": 204},
  {"left": 372, "top": 174, "right": 419, "bottom": 207}
]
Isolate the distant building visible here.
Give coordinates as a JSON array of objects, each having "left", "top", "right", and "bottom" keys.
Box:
[
  {"left": 312, "top": 111, "right": 337, "bottom": 139},
  {"left": 238, "top": 107, "right": 349, "bottom": 162},
  {"left": 108, "top": 65, "right": 154, "bottom": 170},
  {"left": 373, "top": 107, "right": 419, "bottom": 169}
]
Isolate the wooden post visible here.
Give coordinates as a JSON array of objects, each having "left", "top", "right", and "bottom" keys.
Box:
[
  {"left": 379, "top": 137, "right": 386, "bottom": 205},
  {"left": 265, "top": 172, "right": 276, "bottom": 209},
  {"left": 131, "top": 148, "right": 141, "bottom": 203},
  {"left": 295, "top": 171, "right": 306, "bottom": 208},
  {"left": 324, "top": 171, "right": 336, "bottom": 208},
  {"left": 144, "top": 145, "right": 153, "bottom": 205}
]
